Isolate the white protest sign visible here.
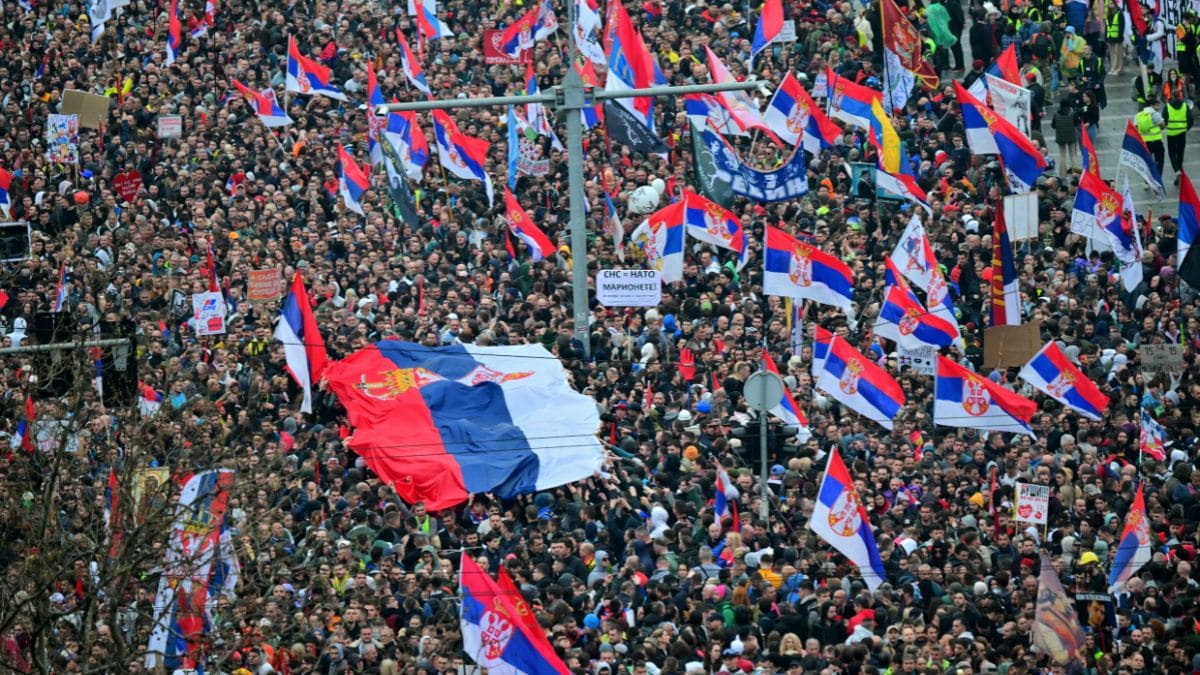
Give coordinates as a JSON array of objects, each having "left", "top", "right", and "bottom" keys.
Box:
[
  {"left": 897, "top": 345, "right": 936, "bottom": 375},
  {"left": 1003, "top": 192, "right": 1040, "bottom": 241},
  {"left": 985, "top": 74, "right": 1032, "bottom": 137},
  {"left": 192, "top": 291, "right": 227, "bottom": 336},
  {"left": 777, "top": 20, "right": 797, "bottom": 42},
  {"left": 1013, "top": 482, "right": 1050, "bottom": 525},
  {"left": 596, "top": 270, "right": 661, "bottom": 307}
]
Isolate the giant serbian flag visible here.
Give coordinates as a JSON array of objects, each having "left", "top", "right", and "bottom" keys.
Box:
[{"left": 324, "top": 342, "right": 603, "bottom": 510}]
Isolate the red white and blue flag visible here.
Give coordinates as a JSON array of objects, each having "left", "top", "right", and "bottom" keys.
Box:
[
  {"left": 1107, "top": 483, "right": 1152, "bottom": 594},
  {"left": 809, "top": 447, "right": 887, "bottom": 590},
  {"left": 1081, "top": 122, "right": 1101, "bottom": 178},
  {"left": 706, "top": 46, "right": 780, "bottom": 143},
  {"left": 524, "top": 66, "right": 563, "bottom": 151},
  {"left": 875, "top": 282, "right": 958, "bottom": 350},
  {"left": 1116, "top": 178, "right": 1145, "bottom": 292},
  {"left": 366, "top": 65, "right": 388, "bottom": 166},
  {"left": 138, "top": 381, "right": 164, "bottom": 416},
  {"left": 396, "top": 29, "right": 431, "bottom": 96},
  {"left": 875, "top": 161, "right": 932, "bottom": 216},
  {"left": 432, "top": 110, "right": 494, "bottom": 206},
  {"left": 763, "top": 225, "right": 854, "bottom": 313},
  {"left": 763, "top": 349, "right": 810, "bottom": 433},
  {"left": 629, "top": 202, "right": 685, "bottom": 282},
  {"left": 714, "top": 470, "right": 741, "bottom": 532},
  {"left": 604, "top": 190, "right": 624, "bottom": 262},
  {"left": 383, "top": 108, "right": 428, "bottom": 182},
  {"left": 337, "top": 146, "right": 370, "bottom": 216},
  {"left": 816, "top": 336, "right": 905, "bottom": 430},
  {"left": 11, "top": 395, "right": 35, "bottom": 452},
  {"left": 1180, "top": 171, "right": 1199, "bottom": 273},
  {"left": 53, "top": 263, "right": 68, "bottom": 312},
  {"left": 415, "top": 0, "right": 451, "bottom": 40},
  {"left": 991, "top": 202, "right": 1021, "bottom": 326},
  {"left": 505, "top": 189, "right": 556, "bottom": 261},
  {"left": 935, "top": 356, "right": 1035, "bottom": 435},
  {"left": 764, "top": 72, "right": 842, "bottom": 153},
  {"left": 1019, "top": 341, "right": 1108, "bottom": 421},
  {"left": 1120, "top": 120, "right": 1165, "bottom": 198},
  {"left": 166, "top": 0, "right": 182, "bottom": 65},
  {"left": 681, "top": 189, "right": 747, "bottom": 269},
  {"left": 1140, "top": 410, "right": 1167, "bottom": 461},
  {"left": 460, "top": 553, "right": 570, "bottom": 674},
  {"left": 750, "top": 0, "right": 784, "bottom": 65},
  {"left": 605, "top": 1, "right": 664, "bottom": 129},
  {"left": 826, "top": 67, "right": 882, "bottom": 130},
  {"left": 812, "top": 325, "right": 832, "bottom": 376},
  {"left": 499, "top": 6, "right": 541, "bottom": 57},
  {"left": 954, "top": 81, "right": 1046, "bottom": 192},
  {"left": 1071, "top": 171, "right": 1123, "bottom": 244},
  {"left": 572, "top": 0, "right": 605, "bottom": 65},
  {"left": 0, "top": 167, "right": 12, "bottom": 219},
  {"left": 686, "top": 93, "right": 746, "bottom": 137},
  {"left": 275, "top": 273, "right": 330, "bottom": 413},
  {"left": 324, "top": 342, "right": 604, "bottom": 509},
  {"left": 224, "top": 172, "right": 245, "bottom": 195},
  {"left": 286, "top": 36, "right": 347, "bottom": 101},
  {"left": 231, "top": 79, "right": 292, "bottom": 127}
]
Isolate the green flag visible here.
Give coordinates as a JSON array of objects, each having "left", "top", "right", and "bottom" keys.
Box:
[{"left": 690, "top": 121, "right": 735, "bottom": 208}]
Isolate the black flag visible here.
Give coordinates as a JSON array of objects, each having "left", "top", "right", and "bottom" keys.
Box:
[{"left": 604, "top": 102, "right": 669, "bottom": 155}]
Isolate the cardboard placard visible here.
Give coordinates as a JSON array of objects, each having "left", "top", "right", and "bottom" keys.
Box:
[
  {"left": 596, "top": 269, "right": 661, "bottom": 307},
  {"left": 897, "top": 345, "right": 937, "bottom": 375},
  {"left": 983, "top": 320, "right": 1042, "bottom": 370},
  {"left": 1140, "top": 343, "right": 1185, "bottom": 373},
  {"left": 246, "top": 268, "right": 283, "bottom": 302},
  {"left": 192, "top": 291, "right": 227, "bottom": 336},
  {"left": 45, "top": 114, "right": 80, "bottom": 164},
  {"left": 60, "top": 89, "right": 111, "bottom": 129},
  {"left": 1013, "top": 482, "right": 1050, "bottom": 524},
  {"left": 777, "top": 20, "right": 797, "bottom": 42},
  {"left": 1004, "top": 192, "right": 1040, "bottom": 242}
]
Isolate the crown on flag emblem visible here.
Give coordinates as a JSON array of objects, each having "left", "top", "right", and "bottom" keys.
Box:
[
  {"left": 928, "top": 273, "right": 947, "bottom": 301},
  {"left": 1097, "top": 192, "right": 1120, "bottom": 221},
  {"left": 828, "top": 487, "right": 865, "bottom": 536},
  {"left": 962, "top": 377, "right": 990, "bottom": 416},
  {"left": 897, "top": 306, "right": 921, "bottom": 335},
  {"left": 788, "top": 244, "right": 813, "bottom": 286},
  {"left": 839, "top": 358, "right": 863, "bottom": 395},
  {"left": 355, "top": 366, "right": 533, "bottom": 400},
  {"left": 977, "top": 105, "right": 998, "bottom": 128},
  {"left": 445, "top": 142, "right": 467, "bottom": 169},
  {"left": 1126, "top": 508, "right": 1151, "bottom": 545},
  {"left": 297, "top": 72, "right": 312, "bottom": 93},
  {"left": 704, "top": 204, "right": 730, "bottom": 240}
]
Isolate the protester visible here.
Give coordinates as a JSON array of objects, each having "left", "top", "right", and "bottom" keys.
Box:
[{"left": 1, "top": 0, "right": 1199, "bottom": 673}]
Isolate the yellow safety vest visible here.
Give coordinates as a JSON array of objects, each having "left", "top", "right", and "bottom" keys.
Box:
[
  {"left": 1166, "top": 102, "right": 1189, "bottom": 136},
  {"left": 1107, "top": 14, "right": 1121, "bottom": 40},
  {"left": 1178, "top": 25, "right": 1190, "bottom": 53},
  {"left": 1138, "top": 110, "right": 1163, "bottom": 142}
]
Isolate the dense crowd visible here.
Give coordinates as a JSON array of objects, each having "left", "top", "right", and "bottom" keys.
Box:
[{"left": 1, "top": 0, "right": 1200, "bottom": 672}]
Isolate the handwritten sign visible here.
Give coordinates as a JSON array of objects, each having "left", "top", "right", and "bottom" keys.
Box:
[
  {"left": 157, "top": 115, "right": 183, "bottom": 139},
  {"left": 1140, "top": 343, "right": 1185, "bottom": 373},
  {"left": 112, "top": 170, "right": 143, "bottom": 204},
  {"left": 1013, "top": 482, "right": 1050, "bottom": 525},
  {"left": 247, "top": 268, "right": 283, "bottom": 302}
]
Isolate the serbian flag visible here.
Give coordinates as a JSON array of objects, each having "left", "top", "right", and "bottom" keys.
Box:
[
  {"left": 499, "top": 5, "right": 540, "bottom": 57},
  {"left": 431, "top": 110, "right": 495, "bottom": 206},
  {"left": 991, "top": 202, "right": 1021, "bottom": 326},
  {"left": 954, "top": 82, "right": 1046, "bottom": 192},
  {"left": 224, "top": 172, "right": 245, "bottom": 195},
  {"left": 1108, "top": 483, "right": 1152, "bottom": 594},
  {"left": 505, "top": 189, "right": 556, "bottom": 261},
  {"left": 11, "top": 395, "right": 35, "bottom": 452},
  {"left": 166, "top": 0, "right": 182, "bottom": 65},
  {"left": 415, "top": 0, "right": 451, "bottom": 40},
  {"left": 396, "top": 29, "right": 431, "bottom": 96},
  {"left": 1140, "top": 410, "right": 1167, "bottom": 461},
  {"left": 764, "top": 72, "right": 842, "bottom": 153},
  {"left": 366, "top": 66, "right": 388, "bottom": 166},
  {"left": 890, "top": 216, "right": 960, "bottom": 343},
  {"left": 286, "top": 36, "right": 348, "bottom": 101},
  {"left": 809, "top": 448, "right": 888, "bottom": 590},
  {"left": 1179, "top": 172, "right": 1199, "bottom": 280},
  {"left": 706, "top": 46, "right": 780, "bottom": 144},
  {"left": 574, "top": 56, "right": 602, "bottom": 128},
  {"left": 495, "top": 565, "right": 543, "bottom": 638},
  {"left": 275, "top": 273, "right": 329, "bottom": 414},
  {"left": 812, "top": 325, "right": 832, "bottom": 376},
  {"left": 685, "top": 93, "right": 745, "bottom": 137},
  {"left": 826, "top": 67, "right": 882, "bottom": 130},
  {"left": 138, "top": 381, "right": 164, "bottom": 416},
  {"left": 763, "top": 225, "right": 854, "bottom": 314},
  {"left": 816, "top": 337, "right": 905, "bottom": 430},
  {"left": 880, "top": 0, "right": 938, "bottom": 110},
  {"left": 629, "top": 202, "right": 685, "bottom": 282},
  {"left": 337, "top": 146, "right": 369, "bottom": 216},
  {"left": 750, "top": 0, "right": 784, "bottom": 65},
  {"left": 605, "top": 1, "right": 663, "bottom": 128},
  {"left": 1019, "top": 341, "right": 1108, "bottom": 421},
  {"left": 935, "top": 356, "right": 1036, "bottom": 435},
  {"left": 572, "top": 0, "right": 605, "bottom": 66},
  {"left": 1116, "top": 178, "right": 1146, "bottom": 292},
  {"left": 324, "top": 342, "right": 603, "bottom": 510},
  {"left": 1081, "top": 123, "right": 1101, "bottom": 178},
  {"left": 460, "top": 554, "right": 570, "bottom": 674},
  {"left": 231, "top": 79, "right": 292, "bottom": 127},
  {"left": 714, "top": 471, "right": 740, "bottom": 532},
  {"left": 875, "top": 283, "right": 958, "bottom": 349},
  {"left": 875, "top": 162, "right": 932, "bottom": 216},
  {"left": 53, "top": 263, "right": 68, "bottom": 312},
  {"left": 681, "top": 189, "right": 747, "bottom": 268},
  {"left": 1071, "top": 171, "right": 1123, "bottom": 244},
  {"left": 0, "top": 167, "right": 11, "bottom": 219},
  {"left": 763, "top": 348, "right": 810, "bottom": 434},
  {"left": 1120, "top": 120, "right": 1166, "bottom": 198},
  {"left": 384, "top": 108, "right": 428, "bottom": 182}
]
